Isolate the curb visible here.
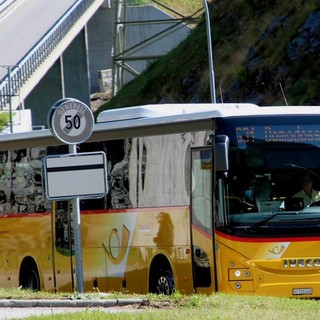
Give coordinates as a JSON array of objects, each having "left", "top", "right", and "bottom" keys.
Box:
[{"left": 0, "top": 299, "right": 146, "bottom": 308}]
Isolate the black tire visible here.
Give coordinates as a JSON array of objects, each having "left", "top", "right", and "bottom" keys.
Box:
[
  {"left": 19, "top": 258, "right": 41, "bottom": 291},
  {"left": 26, "top": 269, "right": 40, "bottom": 291},
  {"left": 155, "top": 270, "right": 175, "bottom": 295}
]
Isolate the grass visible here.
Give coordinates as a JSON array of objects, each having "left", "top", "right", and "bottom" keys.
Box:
[
  {"left": 0, "top": 288, "right": 138, "bottom": 301},
  {"left": 98, "top": 0, "right": 320, "bottom": 114},
  {"left": 154, "top": 0, "right": 203, "bottom": 18},
  {"left": 3, "top": 289, "right": 320, "bottom": 320},
  {"left": 0, "top": 112, "right": 10, "bottom": 130},
  {"left": 128, "top": 0, "right": 203, "bottom": 18}
]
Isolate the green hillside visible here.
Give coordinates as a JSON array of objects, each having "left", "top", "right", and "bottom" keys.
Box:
[{"left": 97, "top": 0, "right": 320, "bottom": 114}]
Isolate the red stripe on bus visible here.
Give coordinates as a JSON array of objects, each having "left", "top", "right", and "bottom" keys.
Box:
[
  {"left": 0, "top": 212, "right": 51, "bottom": 219},
  {"left": 80, "top": 205, "right": 189, "bottom": 215},
  {"left": 215, "top": 229, "right": 320, "bottom": 242},
  {"left": 0, "top": 205, "right": 190, "bottom": 218},
  {"left": 192, "top": 224, "right": 213, "bottom": 239}
]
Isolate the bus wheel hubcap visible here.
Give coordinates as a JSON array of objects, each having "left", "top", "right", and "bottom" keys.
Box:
[{"left": 157, "top": 273, "right": 173, "bottom": 294}]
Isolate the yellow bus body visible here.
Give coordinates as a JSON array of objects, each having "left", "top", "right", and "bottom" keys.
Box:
[
  {"left": 0, "top": 206, "right": 197, "bottom": 293},
  {"left": 1, "top": 103, "right": 320, "bottom": 297},
  {"left": 0, "top": 213, "right": 52, "bottom": 289},
  {"left": 215, "top": 231, "right": 320, "bottom": 297}
]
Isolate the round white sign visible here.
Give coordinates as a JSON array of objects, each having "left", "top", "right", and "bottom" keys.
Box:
[{"left": 48, "top": 98, "right": 94, "bottom": 144}]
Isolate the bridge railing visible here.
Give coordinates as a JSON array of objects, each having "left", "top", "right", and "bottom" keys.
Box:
[
  {"left": 0, "top": 0, "right": 98, "bottom": 110},
  {"left": 0, "top": 0, "right": 19, "bottom": 17}
]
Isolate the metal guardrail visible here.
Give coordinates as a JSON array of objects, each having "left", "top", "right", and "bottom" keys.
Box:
[
  {"left": 0, "top": 0, "right": 98, "bottom": 110},
  {"left": 0, "top": 0, "right": 19, "bottom": 17}
]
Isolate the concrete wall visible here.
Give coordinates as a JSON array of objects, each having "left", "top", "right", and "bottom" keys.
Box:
[
  {"left": 86, "top": 4, "right": 191, "bottom": 92},
  {"left": 63, "top": 28, "right": 91, "bottom": 105},
  {"left": 25, "top": 30, "right": 90, "bottom": 128},
  {"left": 87, "top": 5, "right": 114, "bottom": 93},
  {"left": 25, "top": 3, "right": 191, "bottom": 127},
  {"left": 123, "top": 5, "right": 191, "bottom": 83},
  {"left": 24, "top": 60, "right": 62, "bottom": 128}
]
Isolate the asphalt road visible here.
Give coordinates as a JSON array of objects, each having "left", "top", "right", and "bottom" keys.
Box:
[
  {"left": 0, "top": 307, "right": 91, "bottom": 318},
  {"left": 0, "top": 306, "right": 136, "bottom": 318},
  {"left": 0, "top": 0, "right": 77, "bottom": 78},
  {"left": 0, "top": 299, "right": 144, "bottom": 319}
]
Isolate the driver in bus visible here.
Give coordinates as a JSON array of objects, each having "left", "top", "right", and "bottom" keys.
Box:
[{"left": 292, "top": 173, "right": 320, "bottom": 207}]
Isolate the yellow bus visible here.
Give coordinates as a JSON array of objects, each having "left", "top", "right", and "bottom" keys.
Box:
[{"left": 1, "top": 103, "right": 320, "bottom": 297}]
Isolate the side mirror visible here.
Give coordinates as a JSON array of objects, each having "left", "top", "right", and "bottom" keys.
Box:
[{"left": 215, "top": 135, "right": 229, "bottom": 172}]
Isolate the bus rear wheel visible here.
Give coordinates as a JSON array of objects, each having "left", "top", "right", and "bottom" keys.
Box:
[
  {"left": 19, "top": 257, "right": 40, "bottom": 291},
  {"left": 26, "top": 269, "right": 40, "bottom": 291}
]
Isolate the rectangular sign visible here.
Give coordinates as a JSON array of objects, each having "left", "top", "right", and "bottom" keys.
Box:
[
  {"left": 292, "top": 288, "right": 313, "bottom": 296},
  {"left": 43, "top": 152, "right": 108, "bottom": 200}
]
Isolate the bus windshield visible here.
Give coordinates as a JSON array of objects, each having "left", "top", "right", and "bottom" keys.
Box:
[{"left": 217, "top": 115, "right": 320, "bottom": 237}]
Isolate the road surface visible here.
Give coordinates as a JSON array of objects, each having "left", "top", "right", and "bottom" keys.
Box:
[
  {"left": 0, "top": 306, "right": 138, "bottom": 318},
  {"left": 0, "top": 0, "right": 77, "bottom": 78}
]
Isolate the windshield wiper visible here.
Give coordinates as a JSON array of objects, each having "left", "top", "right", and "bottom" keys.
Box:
[
  {"left": 251, "top": 213, "right": 291, "bottom": 229},
  {"left": 252, "top": 210, "right": 320, "bottom": 229},
  {"left": 285, "top": 164, "right": 320, "bottom": 183}
]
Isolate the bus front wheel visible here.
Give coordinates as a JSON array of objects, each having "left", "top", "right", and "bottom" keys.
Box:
[
  {"left": 149, "top": 256, "right": 175, "bottom": 295},
  {"left": 156, "top": 271, "right": 174, "bottom": 295}
]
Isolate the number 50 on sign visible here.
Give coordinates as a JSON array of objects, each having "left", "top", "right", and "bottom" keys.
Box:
[{"left": 48, "top": 98, "right": 94, "bottom": 144}]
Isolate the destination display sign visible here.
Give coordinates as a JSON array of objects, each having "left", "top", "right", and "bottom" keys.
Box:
[{"left": 236, "top": 125, "right": 320, "bottom": 147}]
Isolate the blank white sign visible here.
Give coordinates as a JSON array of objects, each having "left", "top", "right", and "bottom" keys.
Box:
[{"left": 44, "top": 152, "right": 108, "bottom": 200}]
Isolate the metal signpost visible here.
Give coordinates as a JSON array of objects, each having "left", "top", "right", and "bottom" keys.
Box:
[{"left": 45, "top": 98, "right": 108, "bottom": 293}]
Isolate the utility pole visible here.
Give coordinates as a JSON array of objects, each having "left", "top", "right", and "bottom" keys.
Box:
[{"left": 203, "top": 0, "right": 216, "bottom": 104}]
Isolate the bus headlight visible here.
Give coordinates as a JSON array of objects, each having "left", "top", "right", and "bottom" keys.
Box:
[{"left": 229, "top": 268, "right": 252, "bottom": 281}]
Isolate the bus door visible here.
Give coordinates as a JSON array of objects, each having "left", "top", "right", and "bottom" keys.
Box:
[
  {"left": 52, "top": 200, "right": 75, "bottom": 291},
  {"left": 190, "top": 147, "right": 216, "bottom": 293}
]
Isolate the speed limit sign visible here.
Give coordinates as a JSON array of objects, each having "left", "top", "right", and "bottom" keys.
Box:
[{"left": 48, "top": 98, "right": 94, "bottom": 144}]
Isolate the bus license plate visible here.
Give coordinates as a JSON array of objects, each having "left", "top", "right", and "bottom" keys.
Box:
[{"left": 292, "top": 288, "right": 313, "bottom": 296}]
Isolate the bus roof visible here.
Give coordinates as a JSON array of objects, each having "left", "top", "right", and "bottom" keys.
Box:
[
  {"left": 96, "top": 103, "right": 258, "bottom": 122},
  {"left": 97, "top": 103, "right": 320, "bottom": 122},
  {"left": 0, "top": 103, "right": 319, "bottom": 151}
]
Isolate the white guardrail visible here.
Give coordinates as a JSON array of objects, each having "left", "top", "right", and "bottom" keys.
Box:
[
  {"left": 0, "top": 0, "right": 19, "bottom": 16},
  {"left": 0, "top": 0, "right": 98, "bottom": 110}
]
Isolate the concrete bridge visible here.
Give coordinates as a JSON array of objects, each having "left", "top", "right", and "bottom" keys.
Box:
[
  {"left": 0, "top": 0, "right": 197, "bottom": 131},
  {"left": 0, "top": 0, "right": 106, "bottom": 130}
]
